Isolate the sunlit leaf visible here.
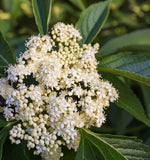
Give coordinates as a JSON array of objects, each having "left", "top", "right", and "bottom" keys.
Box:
[{"left": 76, "top": 0, "right": 110, "bottom": 44}]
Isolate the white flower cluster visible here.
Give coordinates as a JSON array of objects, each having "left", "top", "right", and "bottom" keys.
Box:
[{"left": 0, "top": 22, "right": 118, "bottom": 160}]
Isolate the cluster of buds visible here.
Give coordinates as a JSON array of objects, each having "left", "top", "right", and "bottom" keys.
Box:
[{"left": 0, "top": 23, "right": 118, "bottom": 160}]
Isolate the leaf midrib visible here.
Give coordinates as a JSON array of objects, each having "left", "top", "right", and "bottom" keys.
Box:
[{"left": 83, "top": 129, "right": 128, "bottom": 160}]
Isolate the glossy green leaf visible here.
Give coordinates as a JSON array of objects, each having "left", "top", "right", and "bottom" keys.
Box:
[
  {"left": 32, "top": 0, "right": 53, "bottom": 35},
  {"left": 98, "top": 52, "right": 150, "bottom": 86},
  {"left": 0, "top": 32, "right": 14, "bottom": 74},
  {"left": 69, "top": 0, "right": 85, "bottom": 11},
  {"left": 76, "top": 129, "right": 150, "bottom": 160},
  {"left": 102, "top": 73, "right": 150, "bottom": 126},
  {"left": 98, "top": 134, "right": 150, "bottom": 160},
  {"left": 76, "top": 128, "right": 127, "bottom": 160},
  {"left": 76, "top": 0, "right": 110, "bottom": 44},
  {"left": 96, "top": 29, "right": 150, "bottom": 59}
]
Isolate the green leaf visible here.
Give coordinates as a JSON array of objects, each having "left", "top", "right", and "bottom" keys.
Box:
[
  {"left": 0, "top": 19, "right": 11, "bottom": 36},
  {"left": 60, "top": 148, "right": 76, "bottom": 160},
  {"left": 98, "top": 52, "right": 150, "bottom": 86},
  {"left": 102, "top": 73, "right": 150, "bottom": 126},
  {"left": 76, "top": 129, "right": 150, "bottom": 160},
  {"left": 24, "top": 145, "right": 41, "bottom": 160},
  {"left": 3, "top": 140, "right": 26, "bottom": 160},
  {"left": 0, "top": 115, "right": 18, "bottom": 128},
  {"left": 0, "top": 32, "right": 14, "bottom": 74},
  {"left": 0, "top": 128, "right": 9, "bottom": 160},
  {"left": 96, "top": 29, "right": 150, "bottom": 59},
  {"left": 0, "top": 66, "right": 8, "bottom": 77},
  {"left": 32, "top": 0, "right": 53, "bottom": 35},
  {"left": 0, "top": 115, "right": 8, "bottom": 128},
  {"left": 109, "top": 105, "right": 133, "bottom": 134},
  {"left": 76, "top": 128, "right": 127, "bottom": 160},
  {"left": 69, "top": 0, "right": 85, "bottom": 11},
  {"left": 0, "top": 120, "right": 18, "bottom": 160},
  {"left": 76, "top": 0, "right": 110, "bottom": 44},
  {"left": 0, "top": 73, "right": 6, "bottom": 78},
  {"left": 141, "top": 84, "right": 150, "bottom": 119},
  {"left": 98, "top": 134, "right": 150, "bottom": 160},
  {"left": 2, "top": 139, "right": 41, "bottom": 160},
  {"left": 99, "top": 67, "right": 150, "bottom": 86},
  {"left": 9, "top": 37, "right": 27, "bottom": 59}
]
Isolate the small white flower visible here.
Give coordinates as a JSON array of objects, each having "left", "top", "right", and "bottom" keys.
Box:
[{"left": 4, "top": 107, "right": 14, "bottom": 121}]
